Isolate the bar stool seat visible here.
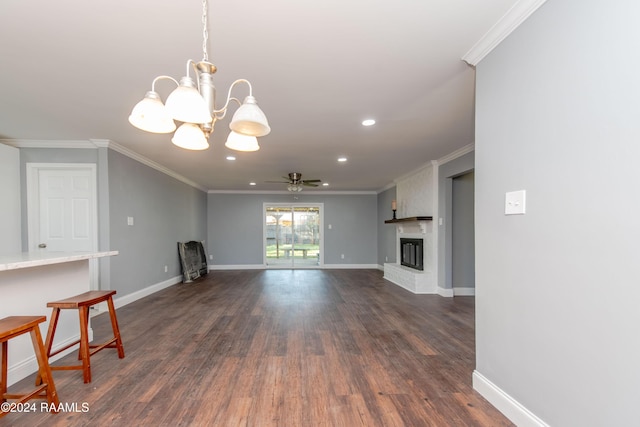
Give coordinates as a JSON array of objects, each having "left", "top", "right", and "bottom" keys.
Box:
[
  {"left": 1, "top": 316, "right": 60, "bottom": 418},
  {"left": 43, "top": 290, "right": 125, "bottom": 383}
]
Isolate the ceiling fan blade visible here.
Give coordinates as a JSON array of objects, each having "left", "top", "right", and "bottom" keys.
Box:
[
  {"left": 303, "top": 182, "right": 319, "bottom": 187},
  {"left": 302, "top": 179, "right": 321, "bottom": 183},
  {"left": 265, "top": 180, "right": 290, "bottom": 183}
]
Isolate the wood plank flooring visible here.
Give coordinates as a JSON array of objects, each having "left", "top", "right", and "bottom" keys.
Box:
[{"left": 2, "top": 269, "right": 512, "bottom": 426}]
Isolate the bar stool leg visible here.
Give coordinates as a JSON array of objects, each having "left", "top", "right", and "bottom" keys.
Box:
[
  {"left": 107, "top": 297, "right": 125, "bottom": 359},
  {"left": 1, "top": 341, "right": 7, "bottom": 403},
  {"left": 78, "top": 306, "right": 91, "bottom": 383},
  {"left": 30, "top": 325, "right": 59, "bottom": 408},
  {"left": 36, "top": 307, "right": 60, "bottom": 387}
]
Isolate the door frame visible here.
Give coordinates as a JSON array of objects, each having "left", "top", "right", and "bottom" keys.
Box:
[
  {"left": 263, "top": 203, "right": 324, "bottom": 269},
  {"left": 26, "top": 163, "right": 99, "bottom": 289}
]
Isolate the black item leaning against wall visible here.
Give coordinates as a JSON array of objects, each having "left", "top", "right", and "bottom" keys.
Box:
[{"left": 177, "top": 241, "right": 208, "bottom": 283}]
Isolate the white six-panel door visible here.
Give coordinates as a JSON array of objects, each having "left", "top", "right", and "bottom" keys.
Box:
[{"left": 27, "top": 163, "right": 98, "bottom": 289}]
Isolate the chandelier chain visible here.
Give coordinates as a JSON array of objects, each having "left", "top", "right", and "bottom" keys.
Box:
[{"left": 201, "top": 0, "right": 209, "bottom": 61}]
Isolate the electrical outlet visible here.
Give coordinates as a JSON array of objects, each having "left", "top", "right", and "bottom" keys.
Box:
[
  {"left": 164, "top": 265, "right": 168, "bottom": 273},
  {"left": 341, "top": 254, "right": 345, "bottom": 259},
  {"left": 127, "top": 216, "right": 134, "bottom": 226}
]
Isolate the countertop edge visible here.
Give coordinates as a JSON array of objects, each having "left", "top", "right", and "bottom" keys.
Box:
[{"left": 0, "top": 251, "right": 119, "bottom": 272}]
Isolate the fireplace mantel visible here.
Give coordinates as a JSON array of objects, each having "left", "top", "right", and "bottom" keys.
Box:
[
  {"left": 385, "top": 216, "right": 433, "bottom": 234},
  {"left": 384, "top": 216, "right": 432, "bottom": 224}
]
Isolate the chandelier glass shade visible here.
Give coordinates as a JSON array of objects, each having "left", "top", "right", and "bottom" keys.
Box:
[
  {"left": 287, "top": 184, "right": 303, "bottom": 192},
  {"left": 172, "top": 123, "right": 210, "bottom": 150},
  {"left": 225, "top": 131, "right": 260, "bottom": 152},
  {"left": 128, "top": 0, "right": 269, "bottom": 151},
  {"left": 128, "top": 91, "right": 177, "bottom": 134},
  {"left": 164, "top": 77, "right": 213, "bottom": 125}
]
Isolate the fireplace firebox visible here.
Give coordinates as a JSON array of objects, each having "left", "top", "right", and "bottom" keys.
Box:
[{"left": 400, "top": 238, "right": 423, "bottom": 271}]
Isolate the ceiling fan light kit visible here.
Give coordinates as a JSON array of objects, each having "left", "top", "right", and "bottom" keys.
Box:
[
  {"left": 128, "top": 0, "right": 270, "bottom": 151},
  {"left": 266, "top": 172, "right": 322, "bottom": 192}
]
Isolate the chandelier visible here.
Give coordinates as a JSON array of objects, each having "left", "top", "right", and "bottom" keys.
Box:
[{"left": 128, "top": 0, "right": 270, "bottom": 151}]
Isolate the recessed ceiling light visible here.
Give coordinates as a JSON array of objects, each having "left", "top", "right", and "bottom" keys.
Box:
[
  {"left": 249, "top": 182, "right": 256, "bottom": 186},
  {"left": 322, "top": 183, "right": 329, "bottom": 186},
  {"left": 337, "top": 156, "right": 348, "bottom": 162},
  {"left": 362, "top": 119, "right": 376, "bottom": 126},
  {"left": 226, "top": 155, "right": 236, "bottom": 161}
]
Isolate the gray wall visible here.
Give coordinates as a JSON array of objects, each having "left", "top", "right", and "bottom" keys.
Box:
[
  {"left": 437, "top": 150, "right": 474, "bottom": 290},
  {"left": 377, "top": 186, "right": 397, "bottom": 266},
  {"left": 0, "top": 143, "right": 21, "bottom": 254},
  {"left": 108, "top": 150, "right": 207, "bottom": 295},
  {"left": 475, "top": 0, "right": 640, "bottom": 425},
  {"left": 451, "top": 171, "right": 474, "bottom": 289},
  {"left": 208, "top": 193, "right": 377, "bottom": 266}
]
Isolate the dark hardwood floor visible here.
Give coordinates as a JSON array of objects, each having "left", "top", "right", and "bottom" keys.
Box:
[{"left": 2, "top": 269, "right": 512, "bottom": 426}]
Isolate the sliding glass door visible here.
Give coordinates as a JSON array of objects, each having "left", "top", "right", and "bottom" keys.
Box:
[{"left": 264, "top": 204, "right": 323, "bottom": 268}]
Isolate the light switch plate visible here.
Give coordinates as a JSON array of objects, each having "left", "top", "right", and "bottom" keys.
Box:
[
  {"left": 505, "top": 190, "right": 526, "bottom": 215},
  {"left": 127, "top": 216, "right": 134, "bottom": 226}
]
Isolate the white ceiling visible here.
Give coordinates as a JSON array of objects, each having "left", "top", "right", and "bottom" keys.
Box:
[{"left": 0, "top": 0, "right": 518, "bottom": 192}]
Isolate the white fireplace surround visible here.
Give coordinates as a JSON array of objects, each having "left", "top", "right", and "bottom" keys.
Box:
[
  {"left": 384, "top": 220, "right": 437, "bottom": 293},
  {"left": 383, "top": 162, "right": 441, "bottom": 294}
]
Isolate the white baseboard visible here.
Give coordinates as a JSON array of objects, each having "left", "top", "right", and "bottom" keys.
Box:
[
  {"left": 113, "top": 275, "right": 182, "bottom": 309},
  {"left": 323, "top": 264, "right": 379, "bottom": 269},
  {"left": 209, "top": 264, "right": 380, "bottom": 270},
  {"left": 473, "top": 371, "right": 549, "bottom": 427},
  {"left": 454, "top": 287, "right": 476, "bottom": 296},
  {"left": 8, "top": 332, "right": 88, "bottom": 387},
  {"left": 209, "top": 264, "right": 265, "bottom": 270},
  {"left": 437, "top": 287, "right": 454, "bottom": 297}
]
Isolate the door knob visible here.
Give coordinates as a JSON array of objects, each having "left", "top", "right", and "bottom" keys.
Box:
[{"left": 38, "top": 243, "right": 47, "bottom": 248}]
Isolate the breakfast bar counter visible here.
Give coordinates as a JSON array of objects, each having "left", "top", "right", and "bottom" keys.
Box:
[{"left": 0, "top": 250, "right": 118, "bottom": 386}]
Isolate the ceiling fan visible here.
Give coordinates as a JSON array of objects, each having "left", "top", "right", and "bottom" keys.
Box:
[{"left": 266, "top": 172, "right": 322, "bottom": 191}]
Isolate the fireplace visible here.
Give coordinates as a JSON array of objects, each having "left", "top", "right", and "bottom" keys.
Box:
[{"left": 400, "top": 238, "right": 423, "bottom": 271}]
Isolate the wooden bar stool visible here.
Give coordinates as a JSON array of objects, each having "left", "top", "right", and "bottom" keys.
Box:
[
  {"left": 1, "top": 316, "right": 60, "bottom": 418},
  {"left": 43, "top": 290, "right": 125, "bottom": 383}
]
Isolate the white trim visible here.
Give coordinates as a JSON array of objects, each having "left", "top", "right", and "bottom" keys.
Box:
[
  {"left": 26, "top": 163, "right": 100, "bottom": 290},
  {"left": 376, "top": 182, "right": 397, "bottom": 194},
  {"left": 453, "top": 287, "right": 476, "bottom": 296},
  {"left": 97, "top": 140, "right": 207, "bottom": 192},
  {"left": 209, "top": 189, "right": 376, "bottom": 195},
  {"left": 437, "top": 143, "right": 475, "bottom": 165},
  {"left": 462, "top": 0, "right": 548, "bottom": 66},
  {"left": 393, "top": 161, "right": 435, "bottom": 185},
  {"left": 473, "top": 371, "right": 549, "bottom": 427},
  {"left": 5, "top": 138, "right": 207, "bottom": 192},
  {"left": 437, "top": 287, "right": 454, "bottom": 297},
  {"left": 208, "top": 264, "right": 379, "bottom": 270},
  {"left": 112, "top": 275, "right": 182, "bottom": 309},
  {"left": 323, "top": 264, "right": 379, "bottom": 269},
  {"left": 2, "top": 139, "right": 99, "bottom": 149},
  {"left": 209, "top": 264, "right": 266, "bottom": 270},
  {"left": 8, "top": 330, "right": 91, "bottom": 387}
]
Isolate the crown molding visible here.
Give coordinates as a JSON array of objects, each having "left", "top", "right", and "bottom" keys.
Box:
[
  {"left": 0, "top": 139, "right": 99, "bottom": 149},
  {"left": 462, "top": 0, "right": 547, "bottom": 66},
  {"left": 1, "top": 138, "right": 207, "bottom": 192},
  {"left": 437, "top": 143, "right": 475, "bottom": 165},
  {"left": 207, "top": 190, "right": 377, "bottom": 195},
  {"left": 377, "top": 182, "right": 397, "bottom": 194},
  {"left": 96, "top": 140, "right": 208, "bottom": 192}
]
